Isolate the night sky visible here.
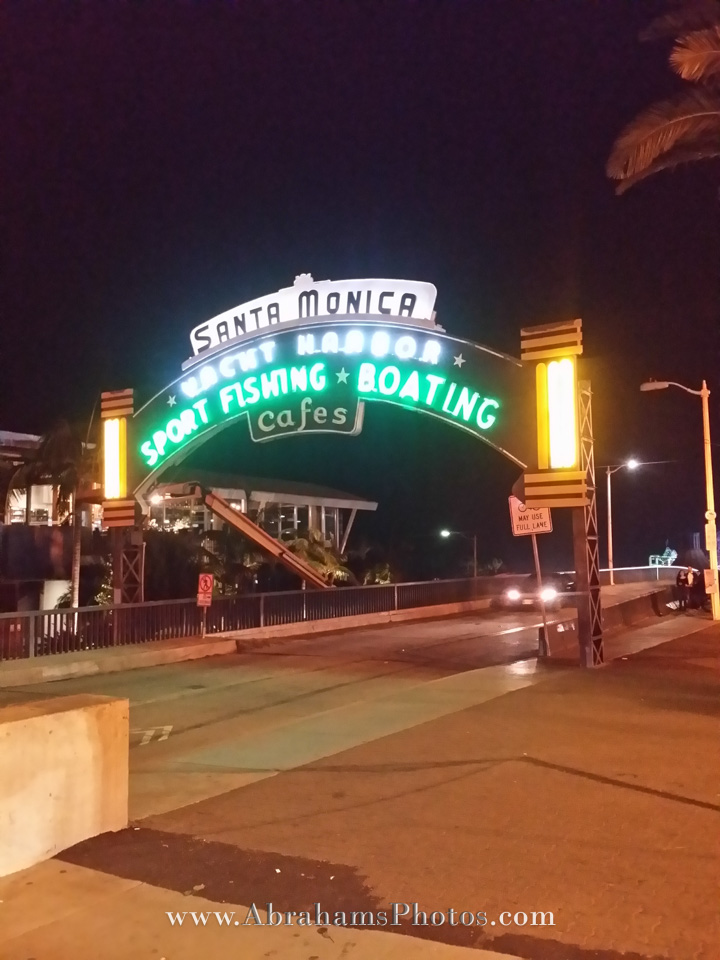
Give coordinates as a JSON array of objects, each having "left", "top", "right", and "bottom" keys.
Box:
[{"left": 2, "top": 0, "right": 719, "bottom": 574}]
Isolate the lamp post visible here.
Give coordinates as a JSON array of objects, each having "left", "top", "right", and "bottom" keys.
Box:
[
  {"left": 605, "top": 458, "right": 639, "bottom": 586},
  {"left": 440, "top": 528, "right": 477, "bottom": 578},
  {"left": 640, "top": 379, "right": 720, "bottom": 621}
]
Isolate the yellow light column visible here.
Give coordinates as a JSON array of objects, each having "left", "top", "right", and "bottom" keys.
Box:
[
  {"left": 546, "top": 357, "right": 578, "bottom": 469},
  {"left": 103, "top": 417, "right": 127, "bottom": 499}
]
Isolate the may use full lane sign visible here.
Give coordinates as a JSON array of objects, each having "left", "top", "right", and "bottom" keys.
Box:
[{"left": 508, "top": 496, "right": 552, "bottom": 537}]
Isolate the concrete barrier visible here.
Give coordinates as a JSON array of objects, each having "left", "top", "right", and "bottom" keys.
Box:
[{"left": 0, "top": 695, "right": 128, "bottom": 877}]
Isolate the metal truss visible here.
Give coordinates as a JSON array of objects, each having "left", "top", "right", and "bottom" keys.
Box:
[
  {"left": 573, "top": 380, "right": 604, "bottom": 666},
  {"left": 120, "top": 543, "right": 145, "bottom": 604}
]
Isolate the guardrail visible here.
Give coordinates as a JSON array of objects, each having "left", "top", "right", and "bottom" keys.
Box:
[{"left": 0, "top": 577, "right": 504, "bottom": 663}]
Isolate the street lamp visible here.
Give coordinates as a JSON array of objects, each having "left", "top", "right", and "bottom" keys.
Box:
[
  {"left": 605, "top": 458, "right": 640, "bottom": 586},
  {"left": 640, "top": 379, "right": 720, "bottom": 621},
  {"left": 440, "top": 528, "right": 478, "bottom": 578}
]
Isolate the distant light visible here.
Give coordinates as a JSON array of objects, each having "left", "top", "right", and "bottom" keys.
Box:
[
  {"left": 231, "top": 502, "right": 240, "bottom": 510},
  {"left": 626, "top": 458, "right": 639, "bottom": 470},
  {"left": 150, "top": 494, "right": 163, "bottom": 505},
  {"left": 506, "top": 588, "right": 521, "bottom": 601},
  {"left": 440, "top": 529, "right": 452, "bottom": 538},
  {"left": 540, "top": 586, "right": 558, "bottom": 602}
]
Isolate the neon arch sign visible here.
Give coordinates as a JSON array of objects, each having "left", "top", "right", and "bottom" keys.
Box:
[{"left": 129, "top": 276, "right": 534, "bottom": 496}]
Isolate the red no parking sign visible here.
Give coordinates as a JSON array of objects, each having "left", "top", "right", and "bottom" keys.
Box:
[{"left": 197, "top": 573, "right": 214, "bottom": 607}]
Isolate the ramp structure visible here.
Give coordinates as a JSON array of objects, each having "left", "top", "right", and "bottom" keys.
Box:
[{"left": 163, "top": 483, "right": 330, "bottom": 589}]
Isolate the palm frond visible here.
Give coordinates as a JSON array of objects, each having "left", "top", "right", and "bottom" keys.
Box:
[
  {"left": 641, "top": 0, "right": 720, "bottom": 42},
  {"left": 607, "top": 87, "right": 720, "bottom": 181},
  {"left": 670, "top": 25, "right": 720, "bottom": 79},
  {"left": 614, "top": 135, "right": 720, "bottom": 192}
]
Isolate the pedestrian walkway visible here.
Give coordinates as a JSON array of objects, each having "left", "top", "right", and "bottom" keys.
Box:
[{"left": 0, "top": 859, "right": 524, "bottom": 960}]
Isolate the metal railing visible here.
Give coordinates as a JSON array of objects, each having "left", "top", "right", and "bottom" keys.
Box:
[
  {"left": 0, "top": 566, "right": 678, "bottom": 664},
  {"left": 0, "top": 576, "right": 502, "bottom": 663}
]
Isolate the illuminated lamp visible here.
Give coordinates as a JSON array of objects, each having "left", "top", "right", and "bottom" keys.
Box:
[{"left": 546, "top": 358, "right": 578, "bottom": 469}]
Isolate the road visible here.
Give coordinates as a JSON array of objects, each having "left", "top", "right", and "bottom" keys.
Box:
[{"left": 4, "top": 608, "right": 552, "bottom": 819}]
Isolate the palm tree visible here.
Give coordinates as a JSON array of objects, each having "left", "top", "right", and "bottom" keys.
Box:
[
  {"left": 283, "top": 528, "right": 357, "bottom": 586},
  {"left": 10, "top": 420, "right": 96, "bottom": 608},
  {"left": 607, "top": 0, "right": 720, "bottom": 192}
]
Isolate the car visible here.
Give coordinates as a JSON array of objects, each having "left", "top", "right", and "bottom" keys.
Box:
[{"left": 497, "top": 572, "right": 575, "bottom": 611}]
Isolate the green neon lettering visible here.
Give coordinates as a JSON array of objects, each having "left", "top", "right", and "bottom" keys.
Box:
[
  {"left": 141, "top": 440, "right": 159, "bottom": 467},
  {"left": 378, "top": 365, "right": 401, "bottom": 396},
  {"left": 260, "top": 371, "right": 279, "bottom": 399},
  {"left": 476, "top": 397, "right": 499, "bottom": 429},
  {"left": 179, "top": 409, "right": 198, "bottom": 435},
  {"left": 166, "top": 418, "right": 184, "bottom": 444},
  {"left": 219, "top": 384, "right": 237, "bottom": 414},
  {"left": 290, "top": 366, "right": 308, "bottom": 392},
  {"left": 441, "top": 383, "right": 457, "bottom": 413},
  {"left": 192, "top": 398, "right": 210, "bottom": 423},
  {"left": 452, "top": 387, "right": 479, "bottom": 422},
  {"left": 398, "top": 370, "right": 420, "bottom": 402},
  {"left": 358, "top": 362, "right": 376, "bottom": 393},
  {"left": 152, "top": 430, "right": 168, "bottom": 456},
  {"left": 424, "top": 374, "right": 445, "bottom": 405},
  {"left": 243, "top": 376, "right": 260, "bottom": 404},
  {"left": 309, "top": 362, "right": 326, "bottom": 391}
]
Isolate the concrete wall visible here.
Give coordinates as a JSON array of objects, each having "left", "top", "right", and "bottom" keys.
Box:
[{"left": 0, "top": 695, "right": 128, "bottom": 877}]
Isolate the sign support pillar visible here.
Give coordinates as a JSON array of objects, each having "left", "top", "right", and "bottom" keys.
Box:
[{"left": 572, "top": 381, "right": 603, "bottom": 666}]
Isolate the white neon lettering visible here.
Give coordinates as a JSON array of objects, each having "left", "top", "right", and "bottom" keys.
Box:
[
  {"left": 199, "top": 366, "right": 218, "bottom": 391},
  {"left": 395, "top": 336, "right": 417, "bottom": 360},
  {"left": 344, "top": 330, "right": 364, "bottom": 354},
  {"left": 370, "top": 331, "right": 390, "bottom": 357},
  {"left": 321, "top": 331, "right": 339, "bottom": 353},
  {"left": 297, "top": 334, "right": 315, "bottom": 356},
  {"left": 219, "top": 356, "right": 236, "bottom": 379},
  {"left": 257, "top": 411, "right": 275, "bottom": 432},
  {"left": 180, "top": 377, "right": 199, "bottom": 398},
  {"left": 258, "top": 341, "right": 275, "bottom": 362},
  {"left": 421, "top": 340, "right": 441, "bottom": 364}
]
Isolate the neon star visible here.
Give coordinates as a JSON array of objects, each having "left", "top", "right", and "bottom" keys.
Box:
[
  {"left": 453, "top": 354, "right": 466, "bottom": 368},
  {"left": 336, "top": 368, "right": 349, "bottom": 384},
  {"left": 167, "top": 395, "right": 177, "bottom": 407}
]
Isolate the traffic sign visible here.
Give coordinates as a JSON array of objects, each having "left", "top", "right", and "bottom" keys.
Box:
[
  {"left": 197, "top": 573, "right": 214, "bottom": 607},
  {"left": 509, "top": 496, "right": 553, "bottom": 537}
]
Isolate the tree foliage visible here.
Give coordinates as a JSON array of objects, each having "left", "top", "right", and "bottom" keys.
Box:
[{"left": 607, "top": 0, "right": 720, "bottom": 192}]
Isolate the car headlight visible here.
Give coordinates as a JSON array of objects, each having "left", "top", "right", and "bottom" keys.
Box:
[
  {"left": 506, "top": 588, "right": 521, "bottom": 601},
  {"left": 540, "top": 586, "right": 558, "bottom": 602}
]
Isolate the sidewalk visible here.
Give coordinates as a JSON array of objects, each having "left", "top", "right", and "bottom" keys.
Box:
[
  {"left": 0, "top": 860, "right": 524, "bottom": 960},
  {"left": 1, "top": 616, "right": 718, "bottom": 959}
]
